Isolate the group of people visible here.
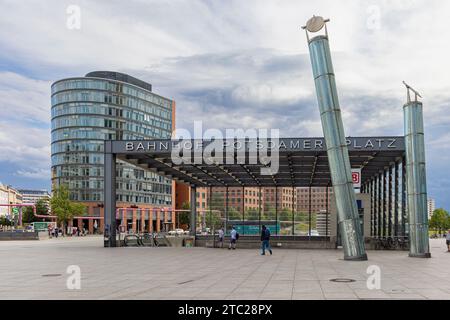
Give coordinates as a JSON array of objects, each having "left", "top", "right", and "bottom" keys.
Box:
[
  {"left": 216, "top": 225, "right": 273, "bottom": 255},
  {"left": 47, "top": 225, "right": 88, "bottom": 238}
]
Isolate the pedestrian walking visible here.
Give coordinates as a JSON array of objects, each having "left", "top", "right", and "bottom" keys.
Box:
[
  {"left": 217, "top": 228, "right": 224, "bottom": 248},
  {"left": 446, "top": 230, "right": 450, "bottom": 252},
  {"left": 228, "top": 226, "right": 238, "bottom": 250},
  {"left": 260, "top": 225, "right": 272, "bottom": 255}
]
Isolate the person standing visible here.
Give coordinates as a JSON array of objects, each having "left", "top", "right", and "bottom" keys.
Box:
[
  {"left": 228, "top": 226, "right": 238, "bottom": 250},
  {"left": 217, "top": 228, "right": 224, "bottom": 248},
  {"left": 446, "top": 230, "right": 450, "bottom": 252},
  {"left": 260, "top": 225, "right": 272, "bottom": 255}
]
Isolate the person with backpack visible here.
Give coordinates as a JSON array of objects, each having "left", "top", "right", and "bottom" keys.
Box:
[
  {"left": 229, "top": 226, "right": 238, "bottom": 250},
  {"left": 260, "top": 225, "right": 272, "bottom": 255}
]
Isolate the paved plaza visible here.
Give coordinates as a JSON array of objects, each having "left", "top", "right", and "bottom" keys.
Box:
[{"left": 1, "top": 237, "right": 449, "bottom": 300}]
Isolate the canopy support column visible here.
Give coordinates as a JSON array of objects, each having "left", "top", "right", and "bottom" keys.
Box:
[
  {"left": 308, "top": 185, "right": 312, "bottom": 239},
  {"left": 326, "top": 182, "right": 330, "bottom": 237},
  {"left": 275, "top": 186, "right": 279, "bottom": 236},
  {"left": 242, "top": 186, "right": 245, "bottom": 235},
  {"left": 104, "top": 141, "right": 117, "bottom": 248},
  {"left": 190, "top": 186, "right": 197, "bottom": 236},
  {"left": 225, "top": 186, "right": 229, "bottom": 234},
  {"left": 258, "top": 186, "right": 262, "bottom": 232}
]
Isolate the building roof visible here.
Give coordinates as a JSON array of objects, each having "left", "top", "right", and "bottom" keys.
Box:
[
  {"left": 106, "top": 136, "right": 405, "bottom": 187},
  {"left": 85, "top": 71, "right": 152, "bottom": 92}
]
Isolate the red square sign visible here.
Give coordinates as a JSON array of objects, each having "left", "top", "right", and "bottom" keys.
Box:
[{"left": 352, "top": 172, "right": 360, "bottom": 184}]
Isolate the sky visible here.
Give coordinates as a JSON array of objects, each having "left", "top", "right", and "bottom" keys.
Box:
[{"left": 0, "top": 0, "right": 449, "bottom": 209}]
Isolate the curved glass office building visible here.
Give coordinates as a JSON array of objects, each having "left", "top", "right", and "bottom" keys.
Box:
[{"left": 51, "top": 71, "right": 175, "bottom": 219}]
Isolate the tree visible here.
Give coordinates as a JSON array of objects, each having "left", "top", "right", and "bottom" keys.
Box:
[
  {"left": 0, "top": 216, "right": 12, "bottom": 226},
  {"left": 178, "top": 201, "right": 191, "bottom": 228},
  {"left": 50, "top": 185, "right": 85, "bottom": 234},
  {"left": 205, "top": 210, "right": 221, "bottom": 231},
  {"left": 21, "top": 198, "right": 50, "bottom": 224},
  {"left": 429, "top": 208, "right": 450, "bottom": 236},
  {"left": 22, "top": 206, "right": 36, "bottom": 224},
  {"left": 35, "top": 198, "right": 49, "bottom": 215}
]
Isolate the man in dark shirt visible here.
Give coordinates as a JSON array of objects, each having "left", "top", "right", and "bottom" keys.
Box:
[{"left": 260, "top": 225, "right": 272, "bottom": 255}]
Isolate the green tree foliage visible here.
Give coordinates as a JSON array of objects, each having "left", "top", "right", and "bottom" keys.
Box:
[
  {"left": 22, "top": 198, "right": 50, "bottom": 224},
  {"left": 35, "top": 198, "right": 49, "bottom": 215},
  {"left": 0, "top": 216, "right": 12, "bottom": 226},
  {"left": 205, "top": 210, "right": 222, "bottom": 230},
  {"left": 50, "top": 185, "right": 85, "bottom": 233},
  {"left": 279, "top": 208, "right": 292, "bottom": 221},
  {"left": 227, "top": 208, "right": 241, "bottom": 220},
  {"left": 178, "top": 201, "right": 191, "bottom": 227},
  {"left": 22, "top": 206, "right": 36, "bottom": 224},
  {"left": 429, "top": 208, "right": 450, "bottom": 235}
]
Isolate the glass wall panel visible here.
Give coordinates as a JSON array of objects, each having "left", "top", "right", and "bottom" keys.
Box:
[{"left": 262, "top": 187, "right": 278, "bottom": 236}]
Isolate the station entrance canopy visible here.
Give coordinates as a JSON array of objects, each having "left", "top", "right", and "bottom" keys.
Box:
[{"left": 105, "top": 136, "right": 405, "bottom": 188}]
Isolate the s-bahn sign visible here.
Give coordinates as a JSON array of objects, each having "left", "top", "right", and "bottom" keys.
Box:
[{"left": 111, "top": 137, "right": 404, "bottom": 154}]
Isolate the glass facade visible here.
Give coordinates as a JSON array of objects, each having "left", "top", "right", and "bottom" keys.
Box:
[{"left": 51, "top": 75, "right": 173, "bottom": 205}]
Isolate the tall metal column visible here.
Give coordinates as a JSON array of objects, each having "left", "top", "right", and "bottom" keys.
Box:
[
  {"left": 381, "top": 169, "right": 387, "bottom": 238},
  {"left": 388, "top": 167, "right": 393, "bottom": 237},
  {"left": 403, "top": 83, "right": 431, "bottom": 258},
  {"left": 383, "top": 169, "right": 388, "bottom": 238},
  {"left": 190, "top": 186, "right": 197, "bottom": 236},
  {"left": 242, "top": 186, "right": 245, "bottom": 236},
  {"left": 302, "top": 16, "right": 367, "bottom": 260},
  {"left": 104, "top": 142, "right": 117, "bottom": 248},
  {"left": 372, "top": 177, "right": 376, "bottom": 237},
  {"left": 370, "top": 178, "right": 375, "bottom": 237},
  {"left": 308, "top": 185, "right": 312, "bottom": 238},
  {"left": 394, "top": 162, "right": 400, "bottom": 237},
  {"left": 377, "top": 172, "right": 383, "bottom": 238}
]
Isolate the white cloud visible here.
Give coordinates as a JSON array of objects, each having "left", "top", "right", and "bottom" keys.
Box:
[
  {"left": 0, "top": 121, "right": 50, "bottom": 167},
  {"left": 15, "top": 168, "right": 49, "bottom": 180},
  {"left": 0, "top": 72, "right": 51, "bottom": 123}
]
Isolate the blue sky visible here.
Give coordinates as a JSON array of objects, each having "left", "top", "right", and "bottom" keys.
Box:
[{"left": 0, "top": 0, "right": 449, "bottom": 209}]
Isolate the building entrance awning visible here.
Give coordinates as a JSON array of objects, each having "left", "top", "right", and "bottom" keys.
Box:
[{"left": 106, "top": 136, "right": 405, "bottom": 187}]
